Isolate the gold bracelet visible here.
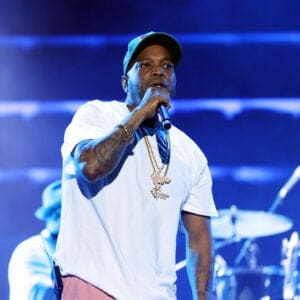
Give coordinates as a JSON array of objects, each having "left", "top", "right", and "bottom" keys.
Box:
[{"left": 117, "top": 124, "right": 135, "bottom": 144}]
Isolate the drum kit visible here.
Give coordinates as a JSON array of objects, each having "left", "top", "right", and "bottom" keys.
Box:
[
  {"left": 176, "top": 166, "right": 300, "bottom": 299},
  {"left": 210, "top": 166, "right": 300, "bottom": 300},
  {"left": 211, "top": 206, "right": 299, "bottom": 300}
]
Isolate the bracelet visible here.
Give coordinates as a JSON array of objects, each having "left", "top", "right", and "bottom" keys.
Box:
[{"left": 117, "top": 124, "right": 135, "bottom": 144}]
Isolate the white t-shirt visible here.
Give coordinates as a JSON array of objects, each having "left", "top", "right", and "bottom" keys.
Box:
[{"left": 55, "top": 100, "right": 217, "bottom": 300}]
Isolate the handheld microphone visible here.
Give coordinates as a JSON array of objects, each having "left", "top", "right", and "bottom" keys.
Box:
[{"left": 157, "top": 104, "right": 171, "bottom": 130}]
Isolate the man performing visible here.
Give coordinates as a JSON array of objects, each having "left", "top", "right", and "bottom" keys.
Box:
[{"left": 55, "top": 31, "right": 218, "bottom": 300}]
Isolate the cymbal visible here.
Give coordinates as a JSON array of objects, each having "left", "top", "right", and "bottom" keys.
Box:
[{"left": 211, "top": 208, "right": 293, "bottom": 239}]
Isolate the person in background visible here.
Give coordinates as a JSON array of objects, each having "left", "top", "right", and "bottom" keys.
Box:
[
  {"left": 55, "top": 31, "right": 218, "bottom": 300},
  {"left": 8, "top": 179, "right": 62, "bottom": 300}
]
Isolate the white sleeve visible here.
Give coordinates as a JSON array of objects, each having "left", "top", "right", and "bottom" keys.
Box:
[
  {"left": 61, "top": 100, "right": 109, "bottom": 160},
  {"left": 182, "top": 147, "right": 218, "bottom": 217}
]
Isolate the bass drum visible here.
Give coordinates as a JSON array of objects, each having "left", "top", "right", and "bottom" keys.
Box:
[{"left": 213, "top": 266, "right": 284, "bottom": 300}]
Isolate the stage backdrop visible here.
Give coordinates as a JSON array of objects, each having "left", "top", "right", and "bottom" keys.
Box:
[{"left": 1, "top": 1, "right": 300, "bottom": 299}]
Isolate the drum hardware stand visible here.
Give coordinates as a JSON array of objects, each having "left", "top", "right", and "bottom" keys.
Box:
[
  {"left": 215, "top": 237, "right": 240, "bottom": 251},
  {"left": 281, "top": 231, "right": 299, "bottom": 299},
  {"left": 234, "top": 165, "right": 300, "bottom": 266},
  {"left": 245, "top": 242, "right": 259, "bottom": 269},
  {"left": 234, "top": 191, "right": 281, "bottom": 266},
  {"left": 213, "top": 205, "right": 242, "bottom": 248}
]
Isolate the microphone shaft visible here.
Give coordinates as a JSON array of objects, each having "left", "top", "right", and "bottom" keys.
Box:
[
  {"left": 158, "top": 105, "right": 171, "bottom": 130},
  {"left": 278, "top": 165, "right": 300, "bottom": 199}
]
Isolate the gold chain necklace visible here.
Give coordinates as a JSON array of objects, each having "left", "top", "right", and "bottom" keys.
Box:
[{"left": 143, "top": 133, "right": 171, "bottom": 200}]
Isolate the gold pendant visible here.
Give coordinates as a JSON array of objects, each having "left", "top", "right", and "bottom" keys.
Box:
[
  {"left": 150, "top": 171, "right": 171, "bottom": 200},
  {"left": 151, "top": 171, "right": 171, "bottom": 185},
  {"left": 151, "top": 187, "right": 169, "bottom": 200}
]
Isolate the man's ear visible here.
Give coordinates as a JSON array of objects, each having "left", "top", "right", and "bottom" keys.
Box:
[{"left": 121, "top": 75, "right": 128, "bottom": 93}]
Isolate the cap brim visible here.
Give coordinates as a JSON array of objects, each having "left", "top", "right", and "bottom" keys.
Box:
[{"left": 34, "top": 201, "right": 61, "bottom": 221}]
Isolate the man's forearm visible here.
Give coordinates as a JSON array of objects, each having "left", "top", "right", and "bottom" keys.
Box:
[
  {"left": 195, "top": 255, "right": 213, "bottom": 300},
  {"left": 75, "top": 108, "right": 146, "bottom": 181},
  {"left": 186, "top": 249, "right": 213, "bottom": 300}
]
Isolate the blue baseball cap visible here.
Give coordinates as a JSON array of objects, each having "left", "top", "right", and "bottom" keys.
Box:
[
  {"left": 35, "top": 179, "right": 62, "bottom": 221},
  {"left": 123, "top": 31, "right": 182, "bottom": 75}
]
